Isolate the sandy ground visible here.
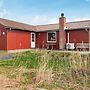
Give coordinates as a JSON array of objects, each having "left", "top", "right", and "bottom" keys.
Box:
[
  {"left": 0, "top": 74, "right": 20, "bottom": 90},
  {"left": 0, "top": 74, "right": 48, "bottom": 90}
]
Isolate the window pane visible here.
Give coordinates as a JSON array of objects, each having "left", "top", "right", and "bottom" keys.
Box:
[
  {"left": 48, "top": 32, "right": 56, "bottom": 41},
  {"left": 32, "top": 34, "right": 35, "bottom": 42}
]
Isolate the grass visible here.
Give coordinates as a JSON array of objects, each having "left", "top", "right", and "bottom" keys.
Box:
[{"left": 0, "top": 50, "right": 90, "bottom": 90}]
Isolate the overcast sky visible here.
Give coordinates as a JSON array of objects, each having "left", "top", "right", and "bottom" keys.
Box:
[{"left": 0, "top": 0, "right": 90, "bottom": 25}]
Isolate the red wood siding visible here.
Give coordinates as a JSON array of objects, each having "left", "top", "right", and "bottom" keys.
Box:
[
  {"left": 36, "top": 31, "right": 59, "bottom": 50},
  {"left": 66, "top": 29, "right": 89, "bottom": 43},
  {"left": 0, "top": 24, "right": 7, "bottom": 50},
  {"left": 7, "top": 30, "right": 31, "bottom": 50}
]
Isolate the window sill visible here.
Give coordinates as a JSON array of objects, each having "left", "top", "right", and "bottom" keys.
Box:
[{"left": 47, "top": 41, "right": 56, "bottom": 43}]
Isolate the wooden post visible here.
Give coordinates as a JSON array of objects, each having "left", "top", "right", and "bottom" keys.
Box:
[{"left": 89, "top": 28, "right": 90, "bottom": 51}]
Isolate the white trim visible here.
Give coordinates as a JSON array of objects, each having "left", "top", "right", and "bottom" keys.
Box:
[
  {"left": 7, "top": 30, "right": 8, "bottom": 50},
  {"left": 47, "top": 32, "right": 57, "bottom": 43},
  {"left": 89, "top": 28, "right": 90, "bottom": 51},
  {"left": 67, "top": 32, "right": 70, "bottom": 43}
]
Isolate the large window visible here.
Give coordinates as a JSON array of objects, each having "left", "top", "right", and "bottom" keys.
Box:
[{"left": 47, "top": 32, "right": 56, "bottom": 42}]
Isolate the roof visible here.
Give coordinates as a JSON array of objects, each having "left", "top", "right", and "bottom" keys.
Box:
[
  {"left": 66, "top": 20, "right": 90, "bottom": 30},
  {"left": 36, "top": 24, "right": 59, "bottom": 32},
  {"left": 36, "top": 20, "right": 90, "bottom": 32},
  {"left": 0, "top": 18, "right": 36, "bottom": 31},
  {"left": 0, "top": 18, "right": 90, "bottom": 32}
]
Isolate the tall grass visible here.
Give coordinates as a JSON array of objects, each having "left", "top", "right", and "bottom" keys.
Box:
[{"left": 0, "top": 50, "right": 90, "bottom": 90}]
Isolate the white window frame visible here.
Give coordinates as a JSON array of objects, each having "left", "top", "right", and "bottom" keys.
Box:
[{"left": 47, "top": 32, "right": 57, "bottom": 42}]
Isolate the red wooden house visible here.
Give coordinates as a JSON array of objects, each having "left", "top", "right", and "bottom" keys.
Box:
[{"left": 0, "top": 13, "right": 90, "bottom": 51}]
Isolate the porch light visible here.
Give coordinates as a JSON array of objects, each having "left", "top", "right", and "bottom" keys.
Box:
[{"left": 2, "top": 32, "right": 5, "bottom": 35}]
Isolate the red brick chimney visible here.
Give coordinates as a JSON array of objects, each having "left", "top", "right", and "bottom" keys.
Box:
[{"left": 59, "top": 13, "right": 66, "bottom": 50}]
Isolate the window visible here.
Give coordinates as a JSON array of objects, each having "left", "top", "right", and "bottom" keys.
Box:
[
  {"left": 32, "top": 33, "right": 35, "bottom": 42},
  {"left": 47, "top": 32, "right": 56, "bottom": 42}
]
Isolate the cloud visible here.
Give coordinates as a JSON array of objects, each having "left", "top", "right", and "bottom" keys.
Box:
[
  {"left": 0, "top": 0, "right": 8, "bottom": 17},
  {"left": 16, "top": 15, "right": 58, "bottom": 25},
  {"left": 27, "top": 15, "right": 58, "bottom": 25},
  {"left": 72, "top": 17, "right": 90, "bottom": 22},
  {"left": 30, "top": 15, "right": 58, "bottom": 25}
]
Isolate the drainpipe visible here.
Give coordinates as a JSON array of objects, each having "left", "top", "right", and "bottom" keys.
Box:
[{"left": 67, "top": 32, "right": 70, "bottom": 43}]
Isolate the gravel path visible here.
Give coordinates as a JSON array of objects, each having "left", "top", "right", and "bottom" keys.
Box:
[{"left": 0, "top": 54, "right": 14, "bottom": 60}]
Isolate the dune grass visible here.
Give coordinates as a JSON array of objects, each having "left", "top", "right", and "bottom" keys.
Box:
[{"left": 0, "top": 50, "right": 90, "bottom": 90}]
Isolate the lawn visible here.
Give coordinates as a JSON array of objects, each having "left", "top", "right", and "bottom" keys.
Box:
[{"left": 0, "top": 50, "right": 90, "bottom": 90}]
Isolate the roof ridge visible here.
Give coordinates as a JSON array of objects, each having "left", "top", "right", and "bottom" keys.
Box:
[
  {"left": 67, "top": 20, "right": 90, "bottom": 24},
  {"left": 36, "top": 20, "right": 90, "bottom": 26},
  {"left": 0, "top": 18, "right": 35, "bottom": 27},
  {"left": 36, "top": 23, "right": 58, "bottom": 26},
  {"left": 0, "top": 18, "right": 90, "bottom": 26}
]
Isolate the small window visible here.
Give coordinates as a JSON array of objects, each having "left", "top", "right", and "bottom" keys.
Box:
[
  {"left": 47, "top": 32, "right": 56, "bottom": 42},
  {"left": 32, "top": 33, "right": 35, "bottom": 42}
]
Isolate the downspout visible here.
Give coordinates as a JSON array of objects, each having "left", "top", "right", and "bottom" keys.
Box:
[{"left": 67, "top": 32, "right": 70, "bottom": 43}]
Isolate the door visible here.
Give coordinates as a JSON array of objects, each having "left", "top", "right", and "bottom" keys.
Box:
[{"left": 31, "top": 32, "right": 35, "bottom": 48}]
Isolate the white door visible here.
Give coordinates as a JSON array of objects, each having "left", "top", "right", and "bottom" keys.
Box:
[{"left": 31, "top": 32, "right": 35, "bottom": 48}]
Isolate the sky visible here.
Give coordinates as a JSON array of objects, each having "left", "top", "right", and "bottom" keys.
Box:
[{"left": 0, "top": 0, "right": 90, "bottom": 25}]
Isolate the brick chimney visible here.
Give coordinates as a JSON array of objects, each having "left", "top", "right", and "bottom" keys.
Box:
[{"left": 59, "top": 13, "right": 66, "bottom": 50}]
